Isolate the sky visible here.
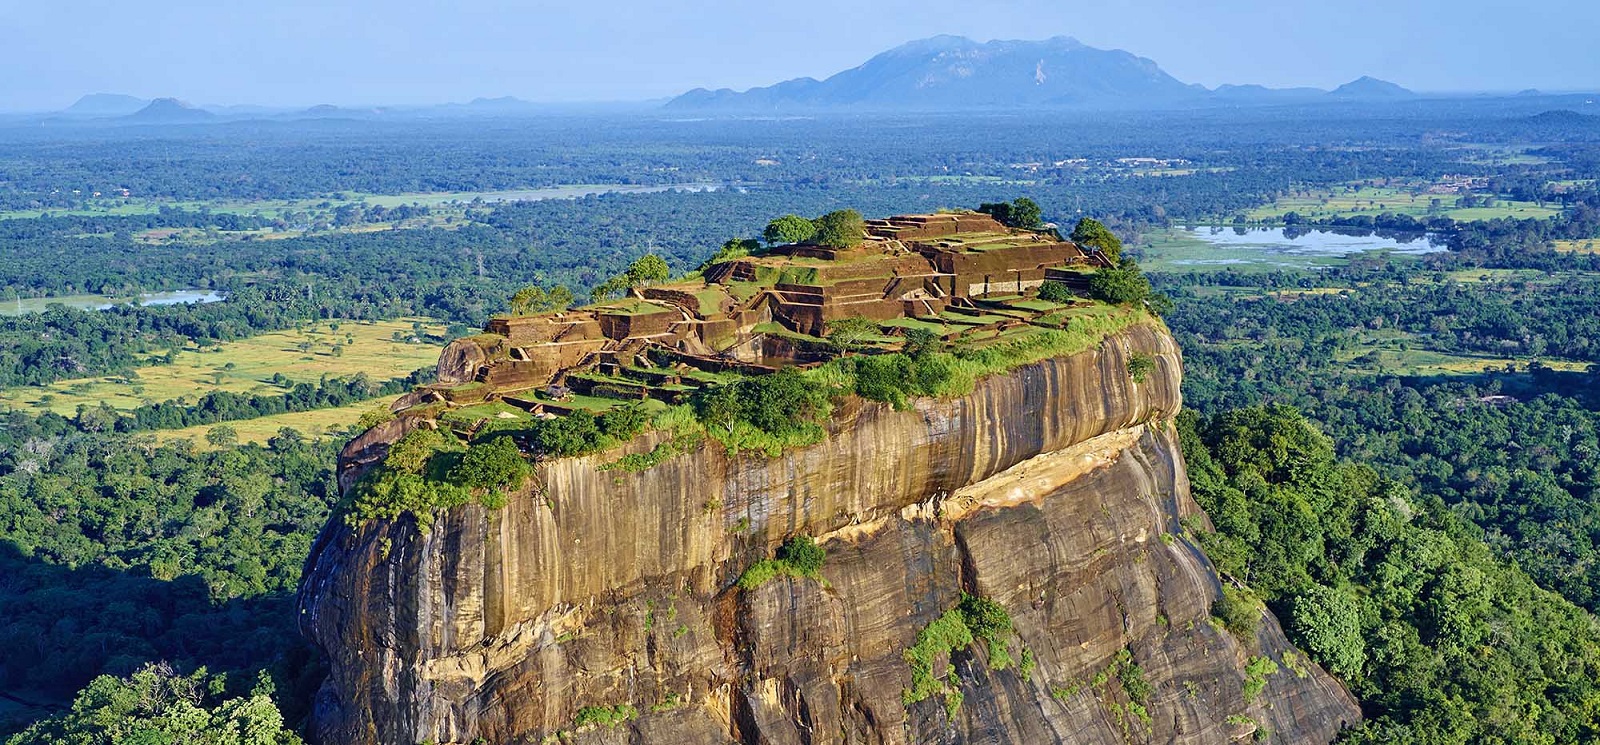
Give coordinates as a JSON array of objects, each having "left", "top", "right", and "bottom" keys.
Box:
[{"left": 1, "top": 0, "right": 1597, "bottom": 111}]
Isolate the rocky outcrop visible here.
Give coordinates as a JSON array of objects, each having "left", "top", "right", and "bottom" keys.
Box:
[{"left": 298, "top": 323, "right": 1359, "bottom": 743}]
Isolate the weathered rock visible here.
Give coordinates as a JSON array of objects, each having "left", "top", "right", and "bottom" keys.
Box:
[{"left": 298, "top": 324, "right": 1360, "bottom": 743}]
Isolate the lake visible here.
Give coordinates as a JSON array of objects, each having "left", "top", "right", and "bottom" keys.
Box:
[
  {"left": 1139, "top": 226, "right": 1446, "bottom": 272},
  {"left": 3, "top": 289, "right": 225, "bottom": 316}
]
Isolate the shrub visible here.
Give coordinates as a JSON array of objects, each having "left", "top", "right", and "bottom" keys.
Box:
[
  {"left": 854, "top": 354, "right": 914, "bottom": 408},
  {"left": 1127, "top": 352, "right": 1155, "bottom": 383},
  {"left": 738, "top": 533, "right": 826, "bottom": 589},
  {"left": 1242, "top": 655, "right": 1279, "bottom": 702},
  {"left": 698, "top": 238, "right": 759, "bottom": 271},
  {"left": 598, "top": 402, "right": 650, "bottom": 440},
  {"left": 384, "top": 428, "right": 454, "bottom": 475},
  {"left": 448, "top": 436, "right": 530, "bottom": 492},
  {"left": 533, "top": 410, "right": 605, "bottom": 457},
  {"left": 573, "top": 703, "right": 637, "bottom": 729},
  {"left": 1038, "top": 280, "right": 1075, "bottom": 303},
  {"left": 777, "top": 534, "right": 825, "bottom": 575}
]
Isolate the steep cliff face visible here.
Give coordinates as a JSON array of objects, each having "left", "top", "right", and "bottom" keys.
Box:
[{"left": 299, "top": 324, "right": 1360, "bottom": 744}]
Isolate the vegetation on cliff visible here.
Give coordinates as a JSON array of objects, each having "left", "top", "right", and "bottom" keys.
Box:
[
  {"left": 736, "top": 534, "right": 826, "bottom": 589},
  {"left": 901, "top": 593, "right": 1026, "bottom": 718},
  {"left": 1180, "top": 406, "right": 1600, "bottom": 743}
]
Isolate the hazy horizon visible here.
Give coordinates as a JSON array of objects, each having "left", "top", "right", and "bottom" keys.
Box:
[{"left": 4, "top": 0, "right": 1598, "bottom": 112}]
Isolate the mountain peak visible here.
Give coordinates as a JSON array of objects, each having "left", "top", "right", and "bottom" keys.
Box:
[
  {"left": 63, "top": 93, "right": 150, "bottom": 117},
  {"left": 668, "top": 36, "right": 1197, "bottom": 111},
  {"left": 1330, "top": 76, "right": 1414, "bottom": 99},
  {"left": 124, "top": 98, "right": 217, "bottom": 122}
]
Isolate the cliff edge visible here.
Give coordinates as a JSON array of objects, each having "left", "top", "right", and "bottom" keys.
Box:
[{"left": 298, "top": 323, "right": 1360, "bottom": 743}]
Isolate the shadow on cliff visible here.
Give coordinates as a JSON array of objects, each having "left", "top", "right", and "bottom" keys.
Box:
[{"left": 0, "top": 540, "right": 323, "bottom": 733}]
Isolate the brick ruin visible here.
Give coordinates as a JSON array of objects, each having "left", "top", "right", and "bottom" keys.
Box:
[{"left": 405, "top": 213, "right": 1112, "bottom": 418}]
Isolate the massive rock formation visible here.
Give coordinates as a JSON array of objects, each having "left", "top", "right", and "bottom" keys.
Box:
[{"left": 298, "top": 323, "right": 1360, "bottom": 743}]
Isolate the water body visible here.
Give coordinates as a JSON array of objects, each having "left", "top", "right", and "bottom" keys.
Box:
[
  {"left": 3, "top": 289, "right": 225, "bottom": 316},
  {"left": 1154, "top": 226, "right": 1445, "bottom": 270}
]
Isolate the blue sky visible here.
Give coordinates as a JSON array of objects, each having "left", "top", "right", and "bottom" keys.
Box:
[{"left": 1, "top": 0, "right": 1596, "bottom": 110}]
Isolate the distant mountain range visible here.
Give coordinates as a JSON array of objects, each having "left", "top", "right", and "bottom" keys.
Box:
[
  {"left": 31, "top": 37, "right": 1599, "bottom": 124},
  {"left": 62, "top": 93, "right": 151, "bottom": 117},
  {"left": 668, "top": 36, "right": 1419, "bottom": 111}
]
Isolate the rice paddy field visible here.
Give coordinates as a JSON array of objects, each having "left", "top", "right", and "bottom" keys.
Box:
[{"left": 0, "top": 317, "right": 447, "bottom": 417}]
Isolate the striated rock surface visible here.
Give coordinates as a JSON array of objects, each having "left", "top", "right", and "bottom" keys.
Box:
[{"left": 298, "top": 323, "right": 1360, "bottom": 743}]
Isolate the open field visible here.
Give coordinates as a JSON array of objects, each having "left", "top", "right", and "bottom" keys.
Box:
[
  {"left": 1334, "top": 328, "right": 1590, "bottom": 377},
  {"left": 153, "top": 395, "right": 403, "bottom": 448},
  {"left": 0, "top": 318, "right": 446, "bottom": 416},
  {"left": 1555, "top": 239, "right": 1600, "bottom": 254},
  {"left": 1244, "top": 184, "right": 1560, "bottom": 222},
  {"left": 0, "top": 184, "right": 720, "bottom": 222}
]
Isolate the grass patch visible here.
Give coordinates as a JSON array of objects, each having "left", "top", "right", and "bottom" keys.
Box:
[
  {"left": 153, "top": 395, "right": 404, "bottom": 448},
  {"left": 1, "top": 318, "right": 446, "bottom": 416}
]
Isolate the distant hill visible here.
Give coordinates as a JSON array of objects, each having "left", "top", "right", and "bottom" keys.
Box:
[
  {"left": 670, "top": 37, "right": 1424, "bottom": 111},
  {"left": 1329, "top": 76, "right": 1415, "bottom": 99},
  {"left": 63, "top": 93, "right": 150, "bottom": 117},
  {"left": 122, "top": 98, "right": 217, "bottom": 123},
  {"left": 670, "top": 36, "right": 1204, "bottom": 111}
]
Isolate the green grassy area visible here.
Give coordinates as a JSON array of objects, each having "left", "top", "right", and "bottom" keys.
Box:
[
  {"left": 154, "top": 396, "right": 404, "bottom": 448},
  {"left": 1244, "top": 183, "right": 1560, "bottom": 223},
  {"left": 1334, "top": 329, "right": 1591, "bottom": 377},
  {"left": 0, "top": 318, "right": 447, "bottom": 416},
  {"left": 1555, "top": 239, "right": 1600, "bottom": 255}
]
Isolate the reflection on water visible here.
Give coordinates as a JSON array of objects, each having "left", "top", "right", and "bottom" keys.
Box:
[
  {"left": 4, "top": 289, "right": 226, "bottom": 316},
  {"left": 1181, "top": 226, "right": 1445, "bottom": 257},
  {"left": 92, "top": 289, "right": 226, "bottom": 309}
]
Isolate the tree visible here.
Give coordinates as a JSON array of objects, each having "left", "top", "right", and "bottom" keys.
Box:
[
  {"left": 6, "top": 663, "right": 303, "bottom": 745},
  {"left": 698, "top": 238, "right": 760, "bottom": 272},
  {"left": 902, "top": 328, "right": 938, "bottom": 359},
  {"left": 763, "top": 214, "right": 818, "bottom": 245},
  {"left": 205, "top": 424, "right": 238, "bottom": 448},
  {"left": 509, "top": 285, "right": 546, "bottom": 316},
  {"left": 1071, "top": 217, "right": 1124, "bottom": 263},
  {"left": 825, "top": 315, "right": 879, "bottom": 351},
  {"left": 1088, "top": 259, "right": 1165, "bottom": 312},
  {"left": 1290, "top": 584, "right": 1365, "bottom": 680},
  {"left": 978, "top": 198, "right": 1044, "bottom": 230},
  {"left": 589, "top": 275, "right": 633, "bottom": 303},
  {"left": 625, "top": 254, "right": 671, "bottom": 286},
  {"left": 812, "top": 209, "right": 865, "bottom": 248}
]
